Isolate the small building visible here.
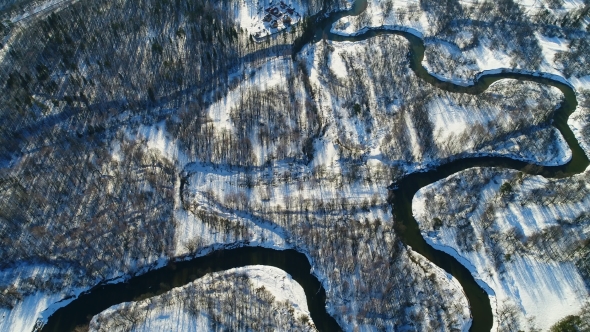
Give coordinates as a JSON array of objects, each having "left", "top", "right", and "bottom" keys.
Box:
[
  {"left": 286, "top": 8, "right": 294, "bottom": 15},
  {"left": 270, "top": 20, "right": 279, "bottom": 28},
  {"left": 270, "top": 7, "right": 280, "bottom": 15},
  {"left": 263, "top": 14, "right": 273, "bottom": 22},
  {"left": 280, "top": 1, "right": 287, "bottom": 9},
  {"left": 265, "top": 7, "right": 271, "bottom": 12},
  {"left": 283, "top": 15, "right": 292, "bottom": 24}
]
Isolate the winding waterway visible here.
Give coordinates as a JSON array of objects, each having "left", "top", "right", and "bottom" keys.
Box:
[
  {"left": 40, "top": 0, "right": 589, "bottom": 331},
  {"left": 41, "top": 247, "right": 340, "bottom": 332},
  {"left": 310, "top": 1, "right": 589, "bottom": 330}
]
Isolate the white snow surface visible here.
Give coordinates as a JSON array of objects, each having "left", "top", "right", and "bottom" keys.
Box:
[
  {"left": 9, "top": 0, "right": 78, "bottom": 24},
  {"left": 231, "top": 0, "right": 306, "bottom": 38},
  {"left": 331, "top": 0, "right": 431, "bottom": 36},
  {"left": 206, "top": 56, "right": 294, "bottom": 134},
  {"left": 419, "top": 36, "right": 582, "bottom": 91},
  {"left": 0, "top": 292, "right": 69, "bottom": 332},
  {"left": 568, "top": 98, "right": 590, "bottom": 158},
  {"left": 3, "top": 0, "right": 589, "bottom": 329},
  {"left": 327, "top": 5, "right": 590, "bottom": 327},
  {"left": 302, "top": 38, "right": 571, "bottom": 173},
  {"left": 0, "top": 276, "right": 87, "bottom": 332},
  {"left": 175, "top": 163, "right": 293, "bottom": 257},
  {"left": 427, "top": 89, "right": 571, "bottom": 166},
  {"left": 89, "top": 266, "right": 313, "bottom": 332},
  {"left": 331, "top": 0, "right": 589, "bottom": 38},
  {"left": 413, "top": 168, "right": 590, "bottom": 331},
  {"left": 405, "top": 248, "right": 473, "bottom": 332},
  {"left": 0, "top": 257, "right": 170, "bottom": 332},
  {"left": 330, "top": 0, "right": 590, "bottom": 93}
]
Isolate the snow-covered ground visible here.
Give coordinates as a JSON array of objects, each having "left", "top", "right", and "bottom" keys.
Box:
[
  {"left": 417, "top": 14, "right": 590, "bottom": 93},
  {"left": 177, "top": 144, "right": 471, "bottom": 331},
  {"left": 569, "top": 92, "right": 590, "bottom": 158},
  {"left": 425, "top": 81, "right": 571, "bottom": 166},
  {"left": 0, "top": 264, "right": 108, "bottom": 332},
  {"left": 3, "top": 0, "right": 590, "bottom": 330},
  {"left": 0, "top": 287, "right": 83, "bottom": 332},
  {"left": 326, "top": 2, "right": 590, "bottom": 329},
  {"left": 413, "top": 167, "right": 590, "bottom": 331},
  {"left": 329, "top": 0, "right": 590, "bottom": 93},
  {"left": 301, "top": 37, "right": 571, "bottom": 174},
  {"left": 88, "top": 266, "right": 317, "bottom": 332},
  {"left": 330, "top": 0, "right": 431, "bottom": 37},
  {"left": 419, "top": 34, "right": 578, "bottom": 88},
  {"left": 8, "top": 0, "right": 78, "bottom": 24},
  {"left": 330, "top": 0, "right": 588, "bottom": 38},
  {"left": 231, "top": 0, "right": 306, "bottom": 39},
  {"left": 167, "top": 32, "right": 579, "bottom": 330}
]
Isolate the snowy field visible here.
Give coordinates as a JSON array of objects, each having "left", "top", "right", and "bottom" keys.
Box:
[
  {"left": 301, "top": 38, "right": 571, "bottom": 174},
  {"left": 330, "top": 0, "right": 590, "bottom": 93},
  {"left": 413, "top": 167, "right": 590, "bottom": 331},
  {"left": 88, "top": 266, "right": 316, "bottom": 332},
  {"left": 331, "top": 0, "right": 589, "bottom": 38},
  {"left": 569, "top": 93, "right": 590, "bottom": 157}
]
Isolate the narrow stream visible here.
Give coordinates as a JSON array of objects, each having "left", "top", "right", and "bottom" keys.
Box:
[{"left": 39, "top": 0, "right": 589, "bottom": 331}]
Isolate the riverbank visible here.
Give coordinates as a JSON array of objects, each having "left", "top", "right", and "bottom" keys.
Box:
[
  {"left": 413, "top": 167, "right": 590, "bottom": 330},
  {"left": 88, "top": 266, "right": 316, "bottom": 332}
]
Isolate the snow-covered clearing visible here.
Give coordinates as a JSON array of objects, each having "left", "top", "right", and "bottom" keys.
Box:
[
  {"left": 329, "top": 0, "right": 590, "bottom": 95},
  {"left": 420, "top": 35, "right": 577, "bottom": 88},
  {"left": 0, "top": 264, "right": 94, "bottom": 332},
  {"left": 177, "top": 138, "right": 471, "bottom": 330},
  {"left": 413, "top": 167, "right": 590, "bottom": 331},
  {"left": 0, "top": 291, "right": 75, "bottom": 332},
  {"left": 330, "top": 0, "right": 588, "bottom": 39},
  {"left": 330, "top": 0, "right": 431, "bottom": 36},
  {"left": 302, "top": 38, "right": 571, "bottom": 174},
  {"left": 569, "top": 92, "right": 590, "bottom": 158},
  {"left": 88, "top": 266, "right": 316, "bottom": 332},
  {"left": 231, "top": 0, "right": 306, "bottom": 39}
]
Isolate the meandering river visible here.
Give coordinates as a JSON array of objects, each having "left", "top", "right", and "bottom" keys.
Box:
[{"left": 40, "top": 0, "right": 589, "bottom": 331}]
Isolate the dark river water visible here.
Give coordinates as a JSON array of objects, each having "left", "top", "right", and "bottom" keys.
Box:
[
  {"left": 40, "top": 0, "right": 588, "bottom": 331},
  {"left": 41, "top": 247, "right": 340, "bottom": 332}
]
